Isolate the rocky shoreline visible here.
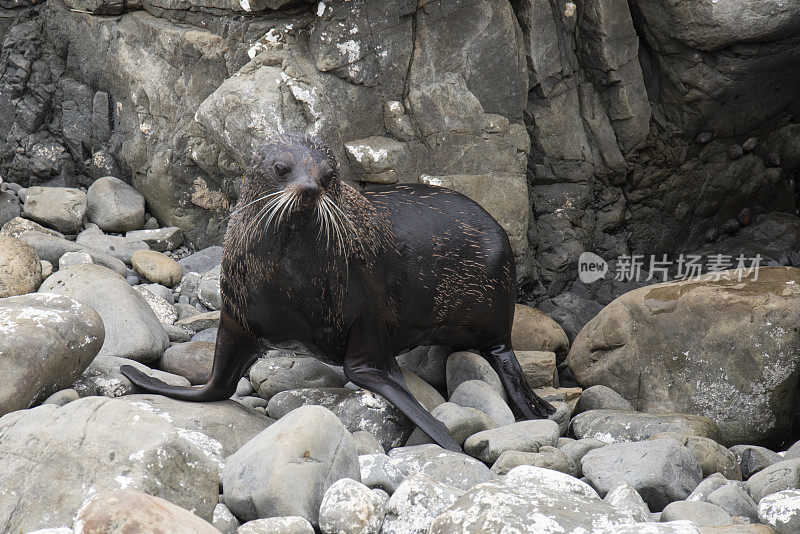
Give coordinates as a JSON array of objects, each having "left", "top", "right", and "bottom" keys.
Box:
[{"left": 2, "top": 180, "right": 800, "bottom": 533}]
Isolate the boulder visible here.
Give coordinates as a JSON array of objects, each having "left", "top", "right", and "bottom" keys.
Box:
[
  {"left": 0, "top": 397, "right": 219, "bottom": 532},
  {"left": 575, "top": 385, "right": 634, "bottom": 413},
  {"left": 266, "top": 388, "right": 412, "bottom": 450},
  {"left": 730, "top": 445, "right": 783, "bottom": 479},
  {"left": 86, "top": 176, "right": 146, "bottom": 232},
  {"left": 74, "top": 490, "right": 220, "bottom": 534},
  {"left": 177, "top": 246, "right": 223, "bottom": 274},
  {"left": 406, "top": 402, "right": 495, "bottom": 447},
  {"left": 707, "top": 484, "right": 758, "bottom": 523},
  {"left": 22, "top": 186, "right": 87, "bottom": 233},
  {"left": 660, "top": 501, "right": 733, "bottom": 527},
  {"left": 581, "top": 439, "right": 703, "bottom": 511},
  {"left": 651, "top": 432, "right": 742, "bottom": 480},
  {"left": 567, "top": 267, "right": 800, "bottom": 445},
  {"left": 571, "top": 409, "right": 723, "bottom": 444},
  {"left": 511, "top": 304, "right": 569, "bottom": 360},
  {"left": 491, "top": 446, "right": 578, "bottom": 476},
  {"left": 396, "top": 345, "right": 450, "bottom": 390},
  {"left": 1, "top": 216, "right": 64, "bottom": 239},
  {"left": 40, "top": 264, "right": 169, "bottom": 362},
  {"left": 0, "top": 293, "right": 103, "bottom": 416},
  {"left": 0, "top": 235, "right": 42, "bottom": 297},
  {"left": 223, "top": 406, "right": 360, "bottom": 527},
  {"left": 121, "top": 394, "right": 272, "bottom": 458}
]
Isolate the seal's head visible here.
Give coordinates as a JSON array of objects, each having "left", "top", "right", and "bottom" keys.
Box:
[{"left": 247, "top": 133, "right": 340, "bottom": 211}]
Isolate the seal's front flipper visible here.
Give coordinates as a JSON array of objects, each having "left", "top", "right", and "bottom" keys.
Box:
[
  {"left": 345, "top": 361, "right": 461, "bottom": 452},
  {"left": 482, "top": 345, "right": 556, "bottom": 419},
  {"left": 122, "top": 311, "right": 258, "bottom": 402}
]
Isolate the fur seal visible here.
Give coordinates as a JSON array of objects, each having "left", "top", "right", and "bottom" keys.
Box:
[{"left": 121, "top": 133, "right": 554, "bottom": 452}]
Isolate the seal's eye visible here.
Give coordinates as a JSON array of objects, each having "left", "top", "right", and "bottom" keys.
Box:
[
  {"left": 274, "top": 162, "right": 290, "bottom": 177},
  {"left": 321, "top": 170, "right": 335, "bottom": 186}
]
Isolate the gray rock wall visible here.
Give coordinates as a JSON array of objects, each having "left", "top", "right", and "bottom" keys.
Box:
[{"left": 0, "top": 0, "right": 798, "bottom": 300}]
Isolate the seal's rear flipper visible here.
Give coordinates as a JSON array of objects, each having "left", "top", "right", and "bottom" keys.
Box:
[
  {"left": 345, "top": 361, "right": 462, "bottom": 453},
  {"left": 482, "top": 345, "right": 556, "bottom": 419}
]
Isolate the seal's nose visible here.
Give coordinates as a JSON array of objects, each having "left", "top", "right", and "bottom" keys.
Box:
[{"left": 294, "top": 174, "right": 320, "bottom": 208}]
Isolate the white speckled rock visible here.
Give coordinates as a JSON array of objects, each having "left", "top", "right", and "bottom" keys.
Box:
[
  {"left": 236, "top": 517, "right": 314, "bottom": 534},
  {"left": 428, "top": 474, "right": 634, "bottom": 533},
  {"left": 318, "top": 478, "right": 387, "bottom": 534},
  {"left": 604, "top": 481, "right": 652, "bottom": 521},
  {"left": 134, "top": 285, "right": 178, "bottom": 325},
  {"left": 0, "top": 235, "right": 42, "bottom": 297},
  {"left": 0, "top": 397, "right": 219, "bottom": 533},
  {"left": 22, "top": 186, "right": 87, "bottom": 233},
  {"left": 0, "top": 293, "right": 104, "bottom": 417},
  {"left": 223, "top": 405, "right": 360, "bottom": 527},
  {"left": 463, "top": 419, "right": 560, "bottom": 463},
  {"left": 249, "top": 357, "right": 346, "bottom": 401},
  {"left": 571, "top": 409, "right": 723, "bottom": 444},
  {"left": 581, "top": 439, "right": 703, "bottom": 511},
  {"left": 58, "top": 250, "right": 93, "bottom": 269},
  {"left": 213, "top": 503, "right": 240, "bottom": 534},
  {"left": 387, "top": 444, "right": 494, "bottom": 492},
  {"left": 758, "top": 489, "right": 800, "bottom": 534},
  {"left": 381, "top": 473, "right": 463, "bottom": 534},
  {"left": 501, "top": 465, "right": 600, "bottom": 500}
]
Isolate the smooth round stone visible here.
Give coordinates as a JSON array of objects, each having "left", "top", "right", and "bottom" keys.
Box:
[
  {"left": 396, "top": 345, "right": 450, "bottom": 390},
  {"left": 603, "top": 481, "right": 652, "bottom": 522},
  {"left": 177, "top": 246, "right": 222, "bottom": 274},
  {"left": 748, "top": 459, "right": 800, "bottom": 502},
  {"left": 359, "top": 454, "right": 405, "bottom": 494},
  {"left": 406, "top": 402, "right": 495, "bottom": 447},
  {"left": 402, "top": 369, "right": 445, "bottom": 411},
  {"left": 387, "top": 444, "right": 494, "bottom": 492},
  {"left": 41, "top": 389, "right": 80, "bottom": 407},
  {"left": 132, "top": 249, "right": 183, "bottom": 287},
  {"left": 686, "top": 473, "right": 745, "bottom": 502},
  {"left": 575, "top": 385, "right": 634, "bottom": 413},
  {"left": 559, "top": 438, "right": 607, "bottom": 477},
  {"left": 758, "top": 489, "right": 800, "bottom": 534},
  {"left": 74, "top": 489, "right": 220, "bottom": 534},
  {"left": 511, "top": 303, "right": 569, "bottom": 360},
  {"left": 159, "top": 341, "right": 215, "bottom": 385},
  {"left": 249, "top": 357, "right": 346, "bottom": 401},
  {"left": 571, "top": 409, "right": 723, "bottom": 444},
  {"left": 0, "top": 235, "right": 42, "bottom": 297},
  {"left": 707, "top": 484, "right": 758, "bottom": 522},
  {"left": 491, "top": 446, "right": 578, "bottom": 476},
  {"left": 581, "top": 439, "right": 704, "bottom": 512},
  {"left": 197, "top": 265, "right": 221, "bottom": 310},
  {"left": 86, "top": 176, "right": 145, "bottom": 232},
  {"left": 318, "top": 478, "right": 387, "bottom": 534},
  {"left": 449, "top": 379, "right": 514, "bottom": 427},
  {"left": 650, "top": 432, "right": 741, "bottom": 480},
  {"left": 660, "top": 500, "right": 733, "bottom": 527},
  {"left": 236, "top": 377, "right": 255, "bottom": 397},
  {"left": 446, "top": 351, "right": 505, "bottom": 400},
  {"left": 463, "top": 419, "right": 560, "bottom": 464}
]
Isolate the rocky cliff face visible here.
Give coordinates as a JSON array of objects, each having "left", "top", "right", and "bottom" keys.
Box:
[{"left": 1, "top": 0, "right": 799, "bottom": 302}]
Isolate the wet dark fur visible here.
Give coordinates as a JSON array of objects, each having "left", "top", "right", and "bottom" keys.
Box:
[{"left": 121, "top": 133, "right": 554, "bottom": 451}]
